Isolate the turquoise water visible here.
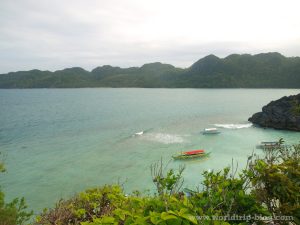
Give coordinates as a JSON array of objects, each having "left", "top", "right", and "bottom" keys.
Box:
[{"left": 1, "top": 88, "right": 300, "bottom": 214}]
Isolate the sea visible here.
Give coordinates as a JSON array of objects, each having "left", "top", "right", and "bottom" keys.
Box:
[{"left": 0, "top": 88, "right": 300, "bottom": 214}]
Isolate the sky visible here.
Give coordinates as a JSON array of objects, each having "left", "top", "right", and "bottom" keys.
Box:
[{"left": 0, "top": 0, "right": 300, "bottom": 73}]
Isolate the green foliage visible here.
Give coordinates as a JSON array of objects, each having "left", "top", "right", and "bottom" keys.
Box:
[
  {"left": 35, "top": 185, "right": 198, "bottom": 225},
  {"left": 151, "top": 159, "right": 185, "bottom": 196},
  {"left": 0, "top": 196, "right": 32, "bottom": 225},
  {"left": 0, "top": 153, "right": 33, "bottom": 225},
  {"left": 292, "top": 105, "right": 300, "bottom": 115},
  {"left": 36, "top": 142, "right": 299, "bottom": 224},
  {"left": 0, "top": 152, "right": 6, "bottom": 173},
  {"left": 290, "top": 99, "right": 300, "bottom": 116},
  {"left": 190, "top": 167, "right": 269, "bottom": 221},
  {"left": 1, "top": 52, "right": 300, "bottom": 88},
  {"left": 245, "top": 144, "right": 300, "bottom": 224}
]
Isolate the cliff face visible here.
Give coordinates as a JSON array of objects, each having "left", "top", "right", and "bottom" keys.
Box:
[{"left": 249, "top": 94, "right": 300, "bottom": 131}]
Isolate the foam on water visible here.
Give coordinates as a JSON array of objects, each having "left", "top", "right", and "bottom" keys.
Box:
[
  {"left": 214, "top": 123, "right": 252, "bottom": 129},
  {"left": 142, "top": 133, "right": 185, "bottom": 144}
]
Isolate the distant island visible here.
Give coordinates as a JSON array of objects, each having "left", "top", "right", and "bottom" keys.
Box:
[
  {"left": 1, "top": 52, "right": 300, "bottom": 88},
  {"left": 249, "top": 93, "right": 300, "bottom": 131}
]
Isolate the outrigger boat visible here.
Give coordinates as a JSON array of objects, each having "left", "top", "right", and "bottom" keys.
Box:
[
  {"left": 256, "top": 141, "right": 281, "bottom": 149},
  {"left": 172, "top": 149, "right": 211, "bottom": 160}
]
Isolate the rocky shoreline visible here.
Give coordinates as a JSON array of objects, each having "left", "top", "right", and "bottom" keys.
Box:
[{"left": 248, "top": 93, "right": 300, "bottom": 131}]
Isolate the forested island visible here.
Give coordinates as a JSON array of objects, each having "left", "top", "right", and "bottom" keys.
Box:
[{"left": 1, "top": 52, "right": 300, "bottom": 88}]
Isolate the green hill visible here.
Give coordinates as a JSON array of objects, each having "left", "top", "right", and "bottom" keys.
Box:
[{"left": 1, "top": 52, "right": 300, "bottom": 88}]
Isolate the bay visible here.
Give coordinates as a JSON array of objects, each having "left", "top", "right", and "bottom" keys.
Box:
[{"left": 0, "top": 88, "right": 300, "bottom": 213}]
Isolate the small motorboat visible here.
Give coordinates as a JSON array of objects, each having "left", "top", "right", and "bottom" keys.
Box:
[
  {"left": 172, "top": 149, "right": 210, "bottom": 160},
  {"left": 203, "top": 128, "right": 220, "bottom": 134}
]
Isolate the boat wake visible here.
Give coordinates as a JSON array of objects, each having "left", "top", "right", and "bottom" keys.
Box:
[
  {"left": 132, "top": 128, "right": 155, "bottom": 137},
  {"left": 143, "top": 133, "right": 185, "bottom": 144},
  {"left": 214, "top": 123, "right": 252, "bottom": 129}
]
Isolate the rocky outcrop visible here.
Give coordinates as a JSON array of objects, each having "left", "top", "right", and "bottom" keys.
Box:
[{"left": 248, "top": 94, "right": 300, "bottom": 131}]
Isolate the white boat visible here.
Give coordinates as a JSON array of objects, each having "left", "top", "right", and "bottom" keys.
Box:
[
  {"left": 134, "top": 131, "right": 144, "bottom": 136},
  {"left": 203, "top": 128, "right": 220, "bottom": 134}
]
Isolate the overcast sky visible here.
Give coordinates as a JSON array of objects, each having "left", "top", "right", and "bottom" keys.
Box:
[{"left": 0, "top": 0, "right": 300, "bottom": 73}]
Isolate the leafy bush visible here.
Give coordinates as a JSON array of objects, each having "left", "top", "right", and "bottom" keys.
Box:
[
  {"left": 189, "top": 167, "right": 270, "bottom": 223},
  {"left": 245, "top": 142, "right": 300, "bottom": 224},
  {"left": 151, "top": 159, "right": 185, "bottom": 197},
  {"left": 35, "top": 185, "right": 198, "bottom": 225}
]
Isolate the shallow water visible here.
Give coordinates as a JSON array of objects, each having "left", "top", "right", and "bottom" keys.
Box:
[{"left": 0, "top": 88, "right": 300, "bottom": 213}]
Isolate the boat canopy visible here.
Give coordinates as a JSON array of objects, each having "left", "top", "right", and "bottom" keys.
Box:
[{"left": 183, "top": 150, "right": 205, "bottom": 155}]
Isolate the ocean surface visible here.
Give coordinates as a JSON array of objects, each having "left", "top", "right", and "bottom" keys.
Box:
[{"left": 1, "top": 88, "right": 300, "bottom": 214}]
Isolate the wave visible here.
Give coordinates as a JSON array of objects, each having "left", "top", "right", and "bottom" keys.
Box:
[
  {"left": 143, "top": 133, "right": 184, "bottom": 144},
  {"left": 214, "top": 123, "right": 252, "bottom": 129}
]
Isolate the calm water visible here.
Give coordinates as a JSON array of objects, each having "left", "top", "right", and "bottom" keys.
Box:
[{"left": 1, "top": 88, "right": 300, "bottom": 213}]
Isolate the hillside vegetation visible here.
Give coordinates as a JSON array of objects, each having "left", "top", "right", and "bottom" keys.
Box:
[{"left": 1, "top": 53, "right": 300, "bottom": 88}]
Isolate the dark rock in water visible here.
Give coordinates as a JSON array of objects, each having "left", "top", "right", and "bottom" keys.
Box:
[{"left": 248, "top": 93, "right": 300, "bottom": 131}]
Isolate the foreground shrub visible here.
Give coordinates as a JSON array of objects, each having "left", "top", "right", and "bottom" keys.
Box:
[
  {"left": 36, "top": 185, "right": 199, "bottom": 225},
  {"left": 245, "top": 140, "right": 300, "bottom": 224}
]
